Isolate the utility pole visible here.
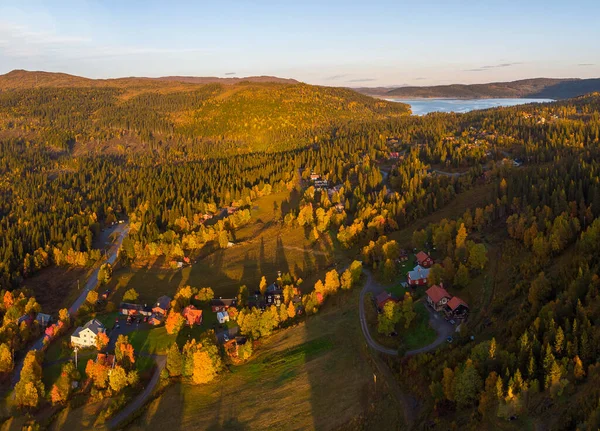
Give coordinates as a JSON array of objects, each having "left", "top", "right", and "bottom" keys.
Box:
[{"left": 74, "top": 347, "right": 79, "bottom": 368}]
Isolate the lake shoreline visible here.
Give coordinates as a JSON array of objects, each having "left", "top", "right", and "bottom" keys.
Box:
[{"left": 385, "top": 97, "right": 555, "bottom": 115}]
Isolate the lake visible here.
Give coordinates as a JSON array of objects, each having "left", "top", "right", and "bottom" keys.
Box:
[{"left": 386, "top": 98, "right": 555, "bottom": 115}]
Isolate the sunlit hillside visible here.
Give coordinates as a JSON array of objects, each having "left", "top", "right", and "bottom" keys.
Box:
[{"left": 0, "top": 70, "right": 410, "bottom": 153}]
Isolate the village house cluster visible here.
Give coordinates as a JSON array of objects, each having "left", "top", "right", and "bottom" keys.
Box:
[
  {"left": 425, "top": 284, "right": 469, "bottom": 321},
  {"left": 382, "top": 250, "right": 470, "bottom": 322}
]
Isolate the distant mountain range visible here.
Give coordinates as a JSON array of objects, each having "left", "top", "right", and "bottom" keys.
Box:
[
  {"left": 355, "top": 78, "right": 600, "bottom": 100},
  {"left": 0, "top": 69, "right": 298, "bottom": 90}
]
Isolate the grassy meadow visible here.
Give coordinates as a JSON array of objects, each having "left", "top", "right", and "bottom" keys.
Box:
[
  {"left": 126, "top": 287, "right": 402, "bottom": 431},
  {"left": 105, "top": 190, "right": 345, "bottom": 305}
]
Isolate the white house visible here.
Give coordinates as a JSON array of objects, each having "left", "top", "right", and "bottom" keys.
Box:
[
  {"left": 71, "top": 319, "right": 106, "bottom": 348},
  {"left": 217, "top": 311, "right": 230, "bottom": 324}
]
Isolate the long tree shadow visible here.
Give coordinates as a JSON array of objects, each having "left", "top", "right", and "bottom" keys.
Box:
[{"left": 275, "top": 236, "right": 290, "bottom": 276}]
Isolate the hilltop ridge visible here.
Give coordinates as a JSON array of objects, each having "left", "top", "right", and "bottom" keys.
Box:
[
  {"left": 356, "top": 77, "right": 600, "bottom": 100},
  {"left": 0, "top": 69, "right": 299, "bottom": 90}
]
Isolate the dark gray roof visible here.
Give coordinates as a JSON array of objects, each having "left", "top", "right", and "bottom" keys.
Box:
[
  {"left": 155, "top": 296, "right": 171, "bottom": 309},
  {"left": 73, "top": 318, "right": 105, "bottom": 337},
  {"left": 210, "top": 298, "right": 237, "bottom": 307}
]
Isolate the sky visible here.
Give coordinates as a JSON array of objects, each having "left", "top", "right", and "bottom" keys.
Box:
[{"left": 1, "top": 0, "right": 599, "bottom": 87}]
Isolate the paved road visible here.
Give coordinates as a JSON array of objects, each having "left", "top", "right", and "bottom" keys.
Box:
[
  {"left": 10, "top": 224, "right": 129, "bottom": 387},
  {"left": 108, "top": 355, "right": 166, "bottom": 430},
  {"left": 431, "top": 169, "right": 469, "bottom": 178},
  {"left": 358, "top": 270, "right": 454, "bottom": 357},
  {"left": 406, "top": 308, "right": 454, "bottom": 356},
  {"left": 359, "top": 271, "right": 399, "bottom": 356},
  {"left": 69, "top": 224, "right": 129, "bottom": 314}
]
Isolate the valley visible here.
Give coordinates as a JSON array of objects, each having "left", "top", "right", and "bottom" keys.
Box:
[{"left": 0, "top": 70, "right": 599, "bottom": 431}]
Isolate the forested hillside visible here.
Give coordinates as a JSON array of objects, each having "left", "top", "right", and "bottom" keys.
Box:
[
  {"left": 0, "top": 70, "right": 410, "bottom": 153},
  {"left": 2, "top": 67, "right": 600, "bottom": 429},
  {"left": 357, "top": 77, "right": 600, "bottom": 100}
]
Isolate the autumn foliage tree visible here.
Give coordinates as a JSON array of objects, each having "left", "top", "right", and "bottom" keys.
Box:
[
  {"left": 196, "top": 287, "right": 215, "bottom": 303},
  {"left": 122, "top": 288, "right": 139, "bottom": 302},
  {"left": 167, "top": 343, "right": 183, "bottom": 377},
  {"left": 115, "top": 335, "right": 135, "bottom": 368},
  {"left": 165, "top": 310, "right": 185, "bottom": 335},
  {"left": 0, "top": 343, "right": 14, "bottom": 374},
  {"left": 14, "top": 351, "right": 45, "bottom": 409},
  {"left": 85, "top": 359, "right": 109, "bottom": 389},
  {"left": 96, "top": 332, "right": 109, "bottom": 351},
  {"left": 50, "top": 361, "right": 79, "bottom": 405}
]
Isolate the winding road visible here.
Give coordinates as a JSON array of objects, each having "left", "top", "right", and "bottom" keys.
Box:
[
  {"left": 10, "top": 224, "right": 129, "bottom": 387},
  {"left": 358, "top": 270, "right": 454, "bottom": 357},
  {"left": 108, "top": 355, "right": 166, "bottom": 429}
]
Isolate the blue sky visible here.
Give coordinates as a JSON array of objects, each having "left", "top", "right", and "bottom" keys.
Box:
[{"left": 0, "top": 0, "right": 599, "bottom": 86}]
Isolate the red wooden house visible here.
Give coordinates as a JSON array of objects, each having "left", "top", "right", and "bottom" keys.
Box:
[
  {"left": 210, "top": 298, "right": 237, "bottom": 313},
  {"left": 426, "top": 285, "right": 451, "bottom": 312},
  {"left": 407, "top": 265, "right": 430, "bottom": 286},
  {"left": 445, "top": 296, "right": 470, "bottom": 320},
  {"left": 415, "top": 251, "right": 433, "bottom": 268},
  {"left": 375, "top": 291, "right": 398, "bottom": 311},
  {"left": 183, "top": 305, "right": 203, "bottom": 326}
]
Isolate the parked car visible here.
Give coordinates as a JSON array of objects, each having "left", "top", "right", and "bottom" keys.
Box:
[
  {"left": 446, "top": 336, "right": 453, "bottom": 343},
  {"left": 223, "top": 334, "right": 229, "bottom": 342},
  {"left": 449, "top": 319, "right": 456, "bottom": 325}
]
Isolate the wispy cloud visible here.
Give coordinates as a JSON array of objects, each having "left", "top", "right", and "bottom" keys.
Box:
[
  {"left": 464, "top": 62, "right": 522, "bottom": 72},
  {"left": 0, "top": 20, "right": 208, "bottom": 61},
  {"left": 325, "top": 74, "right": 348, "bottom": 81},
  {"left": 224, "top": 72, "right": 236, "bottom": 75},
  {"left": 347, "top": 78, "right": 376, "bottom": 83},
  {"left": 0, "top": 21, "right": 90, "bottom": 57},
  {"left": 415, "top": 77, "right": 426, "bottom": 81},
  {"left": 578, "top": 63, "right": 595, "bottom": 67}
]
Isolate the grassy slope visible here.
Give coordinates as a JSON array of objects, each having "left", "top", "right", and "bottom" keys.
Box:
[
  {"left": 48, "top": 288, "right": 403, "bottom": 431},
  {"left": 105, "top": 190, "right": 345, "bottom": 304},
  {"left": 127, "top": 288, "right": 398, "bottom": 431}
]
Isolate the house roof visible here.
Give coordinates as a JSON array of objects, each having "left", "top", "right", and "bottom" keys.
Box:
[
  {"left": 155, "top": 295, "right": 171, "bottom": 310},
  {"left": 36, "top": 313, "right": 51, "bottom": 322},
  {"left": 408, "top": 265, "right": 430, "bottom": 280},
  {"left": 210, "top": 298, "right": 237, "bottom": 307},
  {"left": 73, "top": 318, "right": 105, "bottom": 337},
  {"left": 183, "top": 305, "right": 203, "bottom": 317},
  {"left": 266, "top": 282, "right": 280, "bottom": 292},
  {"left": 375, "top": 291, "right": 396, "bottom": 307},
  {"left": 447, "top": 296, "right": 469, "bottom": 310},
  {"left": 120, "top": 302, "right": 143, "bottom": 311},
  {"left": 426, "top": 285, "right": 451, "bottom": 303},
  {"left": 416, "top": 251, "right": 430, "bottom": 262},
  {"left": 217, "top": 311, "right": 229, "bottom": 318}
]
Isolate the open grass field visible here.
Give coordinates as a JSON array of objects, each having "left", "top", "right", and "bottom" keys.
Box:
[
  {"left": 21, "top": 266, "right": 90, "bottom": 315},
  {"left": 363, "top": 293, "right": 435, "bottom": 351},
  {"left": 44, "top": 287, "right": 405, "bottom": 430},
  {"left": 402, "top": 303, "right": 436, "bottom": 350},
  {"left": 121, "top": 288, "right": 402, "bottom": 431},
  {"left": 104, "top": 190, "right": 344, "bottom": 305}
]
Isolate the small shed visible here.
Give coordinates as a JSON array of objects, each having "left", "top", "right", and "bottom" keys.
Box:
[{"left": 217, "top": 311, "right": 230, "bottom": 324}]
